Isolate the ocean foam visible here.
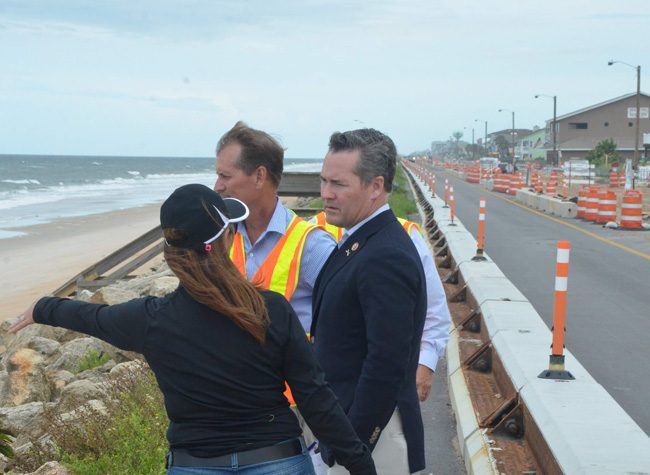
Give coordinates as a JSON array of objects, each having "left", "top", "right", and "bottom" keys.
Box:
[{"left": 2, "top": 179, "right": 41, "bottom": 185}]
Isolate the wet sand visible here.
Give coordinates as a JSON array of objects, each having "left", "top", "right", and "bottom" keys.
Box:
[{"left": 0, "top": 204, "right": 161, "bottom": 320}]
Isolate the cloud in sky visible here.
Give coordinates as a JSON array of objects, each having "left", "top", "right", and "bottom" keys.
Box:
[{"left": 1, "top": 0, "right": 649, "bottom": 157}]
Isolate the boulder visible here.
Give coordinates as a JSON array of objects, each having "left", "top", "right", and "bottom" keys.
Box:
[
  {"left": 1, "top": 325, "right": 70, "bottom": 363},
  {"left": 57, "top": 380, "right": 107, "bottom": 413},
  {"left": 0, "top": 348, "right": 50, "bottom": 406},
  {"left": 109, "top": 360, "right": 145, "bottom": 381},
  {"left": 45, "top": 369, "right": 74, "bottom": 401},
  {"left": 25, "top": 337, "right": 61, "bottom": 359},
  {"left": 147, "top": 276, "right": 179, "bottom": 297},
  {"left": 0, "top": 402, "right": 46, "bottom": 437},
  {"left": 89, "top": 287, "right": 139, "bottom": 305},
  {"left": 29, "top": 460, "right": 72, "bottom": 475},
  {"left": 58, "top": 399, "right": 108, "bottom": 423},
  {"left": 46, "top": 337, "right": 105, "bottom": 373}
]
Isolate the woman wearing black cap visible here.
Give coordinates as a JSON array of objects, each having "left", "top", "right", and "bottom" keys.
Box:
[{"left": 10, "top": 184, "right": 376, "bottom": 475}]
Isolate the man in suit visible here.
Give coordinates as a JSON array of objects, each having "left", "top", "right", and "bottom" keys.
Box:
[{"left": 311, "top": 129, "right": 427, "bottom": 474}]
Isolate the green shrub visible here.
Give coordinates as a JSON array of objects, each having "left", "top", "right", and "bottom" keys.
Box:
[
  {"left": 60, "top": 362, "right": 168, "bottom": 474},
  {"left": 71, "top": 349, "right": 110, "bottom": 375},
  {"left": 0, "top": 432, "right": 14, "bottom": 458},
  {"left": 12, "top": 362, "right": 169, "bottom": 474},
  {"left": 389, "top": 165, "right": 417, "bottom": 219}
]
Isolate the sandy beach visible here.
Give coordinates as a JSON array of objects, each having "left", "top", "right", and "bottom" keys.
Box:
[
  {"left": 0, "top": 196, "right": 308, "bottom": 321},
  {"left": 0, "top": 204, "right": 162, "bottom": 320}
]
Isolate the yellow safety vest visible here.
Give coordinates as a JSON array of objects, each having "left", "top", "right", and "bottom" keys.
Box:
[
  {"left": 310, "top": 211, "right": 420, "bottom": 241},
  {"left": 229, "top": 214, "right": 319, "bottom": 301}
]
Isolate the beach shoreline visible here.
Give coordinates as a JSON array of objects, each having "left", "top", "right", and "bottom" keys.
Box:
[
  {"left": 0, "top": 196, "right": 309, "bottom": 321},
  {"left": 0, "top": 204, "right": 162, "bottom": 320}
]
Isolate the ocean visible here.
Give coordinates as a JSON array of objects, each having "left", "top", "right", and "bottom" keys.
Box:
[{"left": 0, "top": 154, "right": 323, "bottom": 239}]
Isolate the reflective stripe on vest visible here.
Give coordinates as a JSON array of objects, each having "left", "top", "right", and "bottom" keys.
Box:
[
  {"left": 229, "top": 215, "right": 318, "bottom": 301},
  {"left": 310, "top": 211, "right": 419, "bottom": 242},
  {"left": 397, "top": 218, "right": 421, "bottom": 235},
  {"left": 311, "top": 211, "right": 344, "bottom": 241}
]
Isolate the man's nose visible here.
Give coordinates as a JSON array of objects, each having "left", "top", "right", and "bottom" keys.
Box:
[
  {"left": 320, "top": 182, "right": 334, "bottom": 200},
  {"left": 214, "top": 179, "right": 225, "bottom": 193}
]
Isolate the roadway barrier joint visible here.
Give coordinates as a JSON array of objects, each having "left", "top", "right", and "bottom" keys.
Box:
[
  {"left": 442, "top": 267, "right": 459, "bottom": 285},
  {"left": 449, "top": 283, "right": 467, "bottom": 303},
  {"left": 463, "top": 341, "right": 492, "bottom": 373},
  {"left": 488, "top": 400, "right": 525, "bottom": 439},
  {"left": 457, "top": 308, "right": 482, "bottom": 333}
]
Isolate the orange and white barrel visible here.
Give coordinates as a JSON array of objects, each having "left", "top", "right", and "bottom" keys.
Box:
[
  {"left": 545, "top": 179, "right": 557, "bottom": 195},
  {"left": 596, "top": 190, "right": 617, "bottom": 224},
  {"left": 577, "top": 186, "right": 589, "bottom": 218},
  {"left": 584, "top": 187, "right": 600, "bottom": 221},
  {"left": 493, "top": 174, "right": 508, "bottom": 193},
  {"left": 620, "top": 190, "right": 643, "bottom": 229},
  {"left": 466, "top": 167, "right": 480, "bottom": 183},
  {"left": 506, "top": 173, "right": 523, "bottom": 196}
]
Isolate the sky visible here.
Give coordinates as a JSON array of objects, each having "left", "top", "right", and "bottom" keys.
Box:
[{"left": 1, "top": 0, "right": 649, "bottom": 158}]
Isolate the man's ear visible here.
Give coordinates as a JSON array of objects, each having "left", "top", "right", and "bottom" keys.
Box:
[
  {"left": 254, "top": 166, "right": 268, "bottom": 188},
  {"left": 369, "top": 176, "right": 385, "bottom": 199}
]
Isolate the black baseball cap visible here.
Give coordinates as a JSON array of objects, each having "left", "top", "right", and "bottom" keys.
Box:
[{"left": 160, "top": 184, "right": 249, "bottom": 252}]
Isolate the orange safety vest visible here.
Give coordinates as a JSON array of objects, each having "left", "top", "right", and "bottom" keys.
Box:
[
  {"left": 229, "top": 215, "right": 319, "bottom": 301},
  {"left": 312, "top": 211, "right": 344, "bottom": 241},
  {"left": 310, "top": 211, "right": 420, "bottom": 241},
  {"left": 229, "top": 214, "right": 319, "bottom": 407},
  {"left": 398, "top": 217, "right": 421, "bottom": 235}
]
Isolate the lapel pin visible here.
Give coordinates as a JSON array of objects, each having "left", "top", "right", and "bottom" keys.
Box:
[
  {"left": 345, "top": 249, "right": 351, "bottom": 256},
  {"left": 351, "top": 242, "right": 359, "bottom": 252}
]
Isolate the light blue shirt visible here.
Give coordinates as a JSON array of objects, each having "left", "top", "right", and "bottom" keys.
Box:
[{"left": 236, "top": 199, "right": 336, "bottom": 332}]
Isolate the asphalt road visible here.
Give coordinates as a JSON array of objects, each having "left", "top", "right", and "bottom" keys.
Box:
[{"left": 427, "top": 168, "right": 650, "bottom": 437}]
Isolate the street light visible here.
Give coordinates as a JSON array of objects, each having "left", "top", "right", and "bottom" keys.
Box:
[
  {"left": 535, "top": 94, "right": 558, "bottom": 166},
  {"left": 608, "top": 60, "right": 641, "bottom": 168},
  {"left": 475, "top": 119, "right": 488, "bottom": 156},
  {"left": 498, "top": 108, "right": 516, "bottom": 161}
]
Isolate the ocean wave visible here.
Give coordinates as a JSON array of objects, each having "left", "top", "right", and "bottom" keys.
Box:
[
  {"left": 0, "top": 170, "right": 216, "bottom": 214},
  {"left": 2, "top": 179, "right": 42, "bottom": 185}
]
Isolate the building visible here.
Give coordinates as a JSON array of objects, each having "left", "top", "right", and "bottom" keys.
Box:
[
  {"left": 546, "top": 92, "right": 650, "bottom": 162},
  {"left": 517, "top": 128, "right": 546, "bottom": 161},
  {"left": 487, "top": 128, "right": 533, "bottom": 159}
]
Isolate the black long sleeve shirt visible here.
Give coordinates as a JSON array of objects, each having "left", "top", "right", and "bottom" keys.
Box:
[{"left": 35, "top": 288, "right": 375, "bottom": 474}]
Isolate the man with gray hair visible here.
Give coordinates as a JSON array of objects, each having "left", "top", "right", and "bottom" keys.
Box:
[{"left": 311, "top": 129, "right": 427, "bottom": 474}]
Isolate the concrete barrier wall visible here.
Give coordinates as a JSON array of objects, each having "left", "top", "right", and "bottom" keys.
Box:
[
  {"left": 515, "top": 189, "right": 577, "bottom": 218},
  {"left": 406, "top": 168, "right": 650, "bottom": 474}
]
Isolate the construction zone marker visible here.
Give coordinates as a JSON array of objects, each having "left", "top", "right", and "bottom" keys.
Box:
[
  {"left": 472, "top": 197, "right": 487, "bottom": 261},
  {"left": 539, "top": 240, "right": 575, "bottom": 380}
]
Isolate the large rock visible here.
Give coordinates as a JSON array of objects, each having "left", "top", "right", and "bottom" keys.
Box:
[
  {"left": 58, "top": 399, "right": 108, "bottom": 423},
  {"left": 1, "top": 325, "right": 70, "bottom": 362},
  {"left": 148, "top": 276, "right": 179, "bottom": 297},
  {"left": 109, "top": 360, "right": 145, "bottom": 381},
  {"left": 29, "top": 460, "right": 72, "bottom": 475},
  {"left": 89, "top": 286, "right": 139, "bottom": 305},
  {"left": 25, "top": 337, "right": 61, "bottom": 359},
  {"left": 57, "top": 381, "right": 108, "bottom": 412},
  {"left": 0, "top": 402, "right": 46, "bottom": 437},
  {"left": 45, "top": 369, "right": 74, "bottom": 401},
  {"left": 45, "top": 337, "right": 105, "bottom": 373},
  {"left": 0, "top": 348, "right": 50, "bottom": 406}
]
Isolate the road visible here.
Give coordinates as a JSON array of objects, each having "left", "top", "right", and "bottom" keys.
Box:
[{"left": 426, "top": 168, "right": 650, "bottom": 437}]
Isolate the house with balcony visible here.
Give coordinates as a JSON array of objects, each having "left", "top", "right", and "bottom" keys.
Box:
[{"left": 546, "top": 92, "right": 650, "bottom": 162}]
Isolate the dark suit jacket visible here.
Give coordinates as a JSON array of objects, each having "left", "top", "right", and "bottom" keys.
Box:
[{"left": 310, "top": 208, "right": 427, "bottom": 473}]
